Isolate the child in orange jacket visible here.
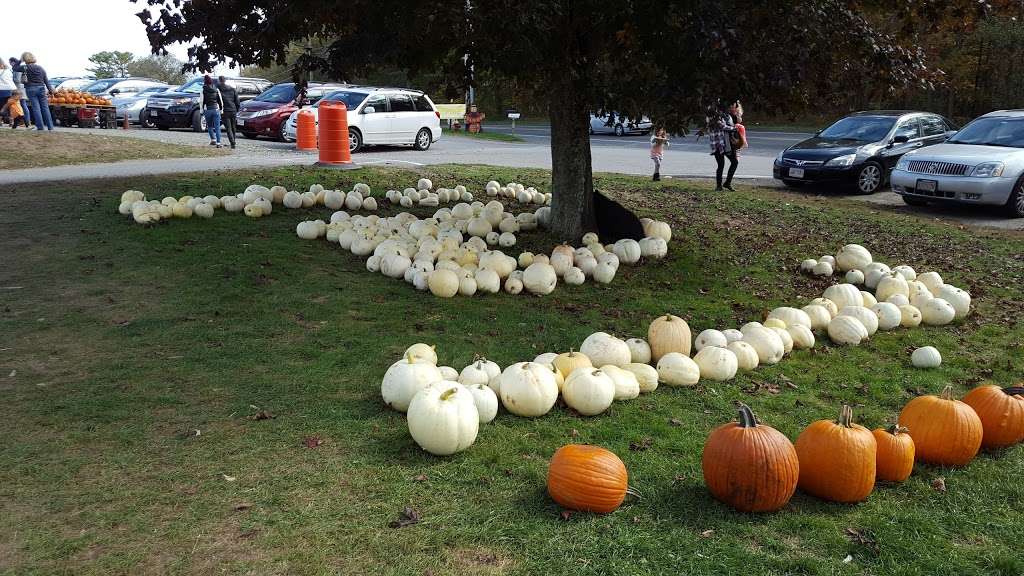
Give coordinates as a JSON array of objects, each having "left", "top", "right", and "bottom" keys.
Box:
[{"left": 1, "top": 91, "right": 26, "bottom": 128}]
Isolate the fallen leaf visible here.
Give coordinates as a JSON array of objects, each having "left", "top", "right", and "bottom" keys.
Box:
[
  {"left": 389, "top": 507, "right": 421, "bottom": 528},
  {"left": 630, "top": 437, "right": 654, "bottom": 451},
  {"left": 700, "top": 529, "right": 714, "bottom": 538},
  {"left": 632, "top": 516, "right": 641, "bottom": 524},
  {"left": 559, "top": 510, "right": 572, "bottom": 521},
  {"left": 569, "top": 428, "right": 579, "bottom": 438},
  {"left": 413, "top": 474, "right": 428, "bottom": 482},
  {"left": 843, "top": 555, "right": 853, "bottom": 564},
  {"left": 222, "top": 474, "right": 236, "bottom": 482},
  {"left": 669, "top": 418, "right": 682, "bottom": 427},
  {"left": 931, "top": 477, "right": 947, "bottom": 493},
  {"left": 303, "top": 435, "right": 324, "bottom": 448},
  {"left": 234, "top": 502, "right": 252, "bottom": 511},
  {"left": 251, "top": 410, "right": 275, "bottom": 421}
]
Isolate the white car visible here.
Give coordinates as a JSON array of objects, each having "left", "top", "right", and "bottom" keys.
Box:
[
  {"left": 114, "top": 85, "right": 172, "bottom": 127},
  {"left": 283, "top": 87, "right": 441, "bottom": 152},
  {"left": 891, "top": 109, "right": 1024, "bottom": 217},
  {"left": 589, "top": 112, "right": 653, "bottom": 136}
]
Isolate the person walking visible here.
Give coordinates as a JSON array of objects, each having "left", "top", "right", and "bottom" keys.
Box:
[
  {"left": 9, "top": 58, "right": 32, "bottom": 127},
  {"left": 217, "top": 76, "right": 240, "bottom": 149},
  {"left": 201, "top": 75, "right": 223, "bottom": 147},
  {"left": 0, "top": 61, "right": 15, "bottom": 125},
  {"left": 650, "top": 127, "right": 669, "bottom": 181},
  {"left": 15, "top": 52, "right": 55, "bottom": 131},
  {"left": 705, "top": 100, "right": 739, "bottom": 191}
]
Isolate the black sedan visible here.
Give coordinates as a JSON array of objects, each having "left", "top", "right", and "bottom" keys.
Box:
[{"left": 774, "top": 111, "right": 957, "bottom": 194}]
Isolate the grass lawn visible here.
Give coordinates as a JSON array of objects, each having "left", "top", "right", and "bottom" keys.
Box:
[
  {"left": 0, "top": 130, "right": 224, "bottom": 170},
  {"left": 444, "top": 129, "right": 525, "bottom": 143},
  {"left": 2, "top": 165, "right": 1024, "bottom": 576}
]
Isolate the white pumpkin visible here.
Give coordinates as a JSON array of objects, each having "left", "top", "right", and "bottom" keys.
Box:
[
  {"left": 580, "top": 332, "right": 631, "bottom": 367},
  {"left": 438, "top": 366, "right": 459, "bottom": 381},
  {"left": 771, "top": 327, "right": 794, "bottom": 354},
  {"left": 638, "top": 237, "right": 668, "bottom": 259},
  {"left": 936, "top": 285, "right": 970, "bottom": 319},
  {"left": 893, "top": 265, "right": 917, "bottom": 281},
  {"left": 787, "top": 325, "right": 816, "bottom": 349},
  {"left": 656, "top": 352, "right": 701, "bottom": 386},
  {"left": 836, "top": 244, "right": 872, "bottom": 271},
  {"left": 802, "top": 305, "right": 832, "bottom": 331},
  {"left": 245, "top": 204, "right": 264, "bottom": 218},
  {"left": 498, "top": 362, "right": 559, "bottom": 417},
  {"left": 404, "top": 343, "right": 438, "bottom": 365},
  {"left": 623, "top": 363, "right": 659, "bottom": 393},
  {"left": 845, "top": 269, "right": 865, "bottom": 285},
  {"left": 582, "top": 232, "right": 599, "bottom": 246},
  {"left": 296, "top": 221, "right": 319, "bottom": 240},
  {"left": 810, "top": 298, "right": 839, "bottom": 317},
  {"left": 504, "top": 277, "right": 524, "bottom": 294},
  {"left": 768, "top": 307, "right": 812, "bottom": 330},
  {"left": 764, "top": 319, "right": 787, "bottom": 330},
  {"left": 871, "top": 302, "right": 902, "bottom": 331},
  {"left": 381, "top": 355, "right": 444, "bottom": 412},
  {"left": 646, "top": 221, "right": 672, "bottom": 242},
  {"left": 917, "top": 271, "right": 944, "bottom": 292},
  {"left": 193, "top": 202, "right": 214, "bottom": 219},
  {"left": 876, "top": 273, "right": 910, "bottom": 303},
  {"left": 564, "top": 267, "right": 586, "bottom": 285},
  {"left": 860, "top": 291, "right": 878, "bottom": 308},
  {"left": 722, "top": 329, "right": 744, "bottom": 343},
  {"left": 920, "top": 298, "right": 956, "bottom": 325},
  {"left": 800, "top": 259, "right": 818, "bottom": 272},
  {"left": 417, "top": 178, "right": 433, "bottom": 191},
  {"left": 600, "top": 365, "right": 641, "bottom": 400},
  {"left": 888, "top": 294, "right": 911, "bottom": 307},
  {"left": 323, "top": 190, "right": 344, "bottom": 210},
  {"left": 693, "top": 346, "right": 738, "bottom": 381},
  {"left": 428, "top": 269, "right": 460, "bottom": 298},
  {"left": 467, "top": 383, "right": 499, "bottom": 423},
  {"left": 899, "top": 304, "right": 923, "bottom": 327},
  {"left": 592, "top": 261, "right": 617, "bottom": 284},
  {"left": 518, "top": 252, "right": 535, "bottom": 269},
  {"left": 381, "top": 254, "right": 412, "bottom": 279},
  {"left": 474, "top": 268, "right": 501, "bottom": 293},
  {"left": 823, "top": 284, "right": 863, "bottom": 310},
  {"left": 727, "top": 341, "right": 759, "bottom": 371},
  {"left": 827, "top": 315, "right": 868, "bottom": 346},
  {"left": 694, "top": 329, "right": 728, "bottom": 351},
  {"left": 819, "top": 255, "right": 836, "bottom": 267},
  {"left": 498, "top": 232, "right": 516, "bottom": 248},
  {"left": 522, "top": 262, "right": 558, "bottom": 295},
  {"left": 838, "top": 306, "right": 879, "bottom": 336},
  {"left": 459, "top": 276, "right": 478, "bottom": 296},
  {"left": 407, "top": 384, "right": 478, "bottom": 456},
  {"left": 812, "top": 261, "right": 834, "bottom": 277},
  {"left": 911, "top": 346, "right": 942, "bottom": 368},
  {"left": 740, "top": 323, "right": 785, "bottom": 365},
  {"left": 612, "top": 239, "right": 642, "bottom": 265}
]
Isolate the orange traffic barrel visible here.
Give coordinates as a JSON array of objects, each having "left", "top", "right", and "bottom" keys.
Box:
[
  {"left": 316, "top": 101, "right": 358, "bottom": 169},
  {"left": 296, "top": 110, "right": 317, "bottom": 150}
]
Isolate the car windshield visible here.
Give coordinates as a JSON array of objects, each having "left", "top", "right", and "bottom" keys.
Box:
[
  {"left": 947, "top": 117, "right": 1024, "bottom": 148},
  {"left": 819, "top": 117, "right": 896, "bottom": 141},
  {"left": 317, "top": 90, "right": 369, "bottom": 109},
  {"left": 254, "top": 84, "right": 298, "bottom": 104},
  {"left": 177, "top": 78, "right": 204, "bottom": 94},
  {"left": 84, "top": 79, "right": 120, "bottom": 94}
]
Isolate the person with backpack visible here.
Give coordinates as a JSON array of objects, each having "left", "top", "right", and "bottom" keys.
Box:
[
  {"left": 704, "top": 99, "right": 740, "bottom": 191},
  {"left": 201, "top": 75, "right": 223, "bottom": 148}
]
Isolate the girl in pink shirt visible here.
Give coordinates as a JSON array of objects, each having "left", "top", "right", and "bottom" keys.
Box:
[{"left": 650, "top": 127, "right": 669, "bottom": 181}]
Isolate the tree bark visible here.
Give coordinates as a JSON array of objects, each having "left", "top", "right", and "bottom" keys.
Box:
[{"left": 548, "top": 83, "right": 594, "bottom": 243}]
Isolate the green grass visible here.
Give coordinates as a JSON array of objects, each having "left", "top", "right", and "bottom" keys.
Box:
[
  {"left": 2, "top": 165, "right": 1023, "bottom": 576},
  {"left": 444, "top": 129, "right": 525, "bottom": 143},
  {"left": 0, "top": 130, "right": 224, "bottom": 170}
]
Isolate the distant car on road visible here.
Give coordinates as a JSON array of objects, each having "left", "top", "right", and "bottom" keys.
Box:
[
  {"left": 774, "top": 111, "right": 957, "bottom": 194},
  {"left": 147, "top": 76, "right": 272, "bottom": 132},
  {"left": 237, "top": 82, "right": 347, "bottom": 141},
  {"left": 589, "top": 112, "right": 652, "bottom": 136},
  {"left": 114, "top": 85, "right": 172, "bottom": 127},
  {"left": 891, "top": 109, "right": 1024, "bottom": 217},
  {"left": 282, "top": 87, "right": 441, "bottom": 153}
]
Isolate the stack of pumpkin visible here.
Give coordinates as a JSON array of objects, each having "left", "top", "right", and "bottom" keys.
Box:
[{"left": 51, "top": 88, "right": 111, "bottom": 106}]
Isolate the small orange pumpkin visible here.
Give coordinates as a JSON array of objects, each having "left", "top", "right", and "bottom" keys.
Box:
[
  {"left": 795, "top": 405, "right": 876, "bottom": 503},
  {"left": 702, "top": 403, "right": 799, "bottom": 513},
  {"left": 962, "top": 385, "right": 1024, "bottom": 449},
  {"left": 547, "top": 444, "right": 628, "bottom": 513},
  {"left": 872, "top": 424, "right": 915, "bottom": 482},
  {"left": 899, "top": 385, "right": 982, "bottom": 466}
]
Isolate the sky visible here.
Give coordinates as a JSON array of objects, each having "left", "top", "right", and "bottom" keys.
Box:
[{"left": 3, "top": 0, "right": 232, "bottom": 78}]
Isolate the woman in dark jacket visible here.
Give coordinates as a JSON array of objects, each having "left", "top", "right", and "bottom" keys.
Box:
[
  {"left": 704, "top": 100, "right": 739, "bottom": 191},
  {"left": 16, "top": 52, "right": 54, "bottom": 131},
  {"left": 217, "top": 76, "right": 240, "bottom": 149},
  {"left": 201, "top": 75, "right": 223, "bottom": 147}
]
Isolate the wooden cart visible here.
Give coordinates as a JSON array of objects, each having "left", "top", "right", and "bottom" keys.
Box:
[{"left": 49, "top": 103, "right": 117, "bottom": 129}]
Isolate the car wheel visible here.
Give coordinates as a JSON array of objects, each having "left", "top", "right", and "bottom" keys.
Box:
[
  {"left": 140, "top": 109, "right": 155, "bottom": 129},
  {"left": 349, "top": 128, "right": 363, "bottom": 153},
  {"left": 855, "top": 162, "right": 884, "bottom": 194},
  {"left": 413, "top": 128, "right": 432, "bottom": 151},
  {"left": 781, "top": 179, "right": 805, "bottom": 188},
  {"left": 902, "top": 195, "right": 928, "bottom": 207},
  {"left": 614, "top": 125, "right": 625, "bottom": 137},
  {"left": 1004, "top": 177, "right": 1024, "bottom": 218},
  {"left": 191, "top": 110, "right": 205, "bottom": 133}
]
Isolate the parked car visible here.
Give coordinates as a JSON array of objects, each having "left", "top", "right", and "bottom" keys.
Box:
[
  {"left": 81, "top": 77, "right": 166, "bottom": 98},
  {"left": 236, "top": 82, "right": 347, "bottom": 141},
  {"left": 52, "top": 77, "right": 95, "bottom": 91},
  {"left": 114, "top": 85, "right": 173, "bottom": 127},
  {"left": 774, "top": 110, "right": 957, "bottom": 194},
  {"left": 891, "top": 110, "right": 1024, "bottom": 216},
  {"left": 282, "top": 87, "right": 441, "bottom": 152},
  {"left": 147, "top": 76, "right": 272, "bottom": 132},
  {"left": 589, "top": 112, "right": 653, "bottom": 136}
]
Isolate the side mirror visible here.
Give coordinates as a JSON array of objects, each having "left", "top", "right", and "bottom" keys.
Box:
[
  {"left": 893, "top": 134, "right": 910, "bottom": 144},
  {"left": 362, "top": 106, "right": 375, "bottom": 114},
  {"left": 944, "top": 130, "right": 957, "bottom": 140},
  {"left": 110, "top": 89, "right": 120, "bottom": 96}
]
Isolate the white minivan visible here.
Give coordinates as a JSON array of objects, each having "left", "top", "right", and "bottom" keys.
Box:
[{"left": 283, "top": 87, "right": 441, "bottom": 152}]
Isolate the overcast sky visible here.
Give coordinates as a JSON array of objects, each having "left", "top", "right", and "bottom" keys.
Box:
[{"left": 3, "top": 0, "right": 232, "bottom": 78}]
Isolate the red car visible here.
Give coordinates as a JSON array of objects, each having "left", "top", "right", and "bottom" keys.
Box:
[{"left": 236, "top": 82, "right": 346, "bottom": 141}]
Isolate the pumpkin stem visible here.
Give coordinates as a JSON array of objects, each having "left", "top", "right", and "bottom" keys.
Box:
[
  {"left": 405, "top": 351, "right": 414, "bottom": 363},
  {"left": 887, "top": 423, "right": 909, "bottom": 435},
  {"left": 440, "top": 387, "right": 458, "bottom": 401},
  {"left": 1003, "top": 386, "right": 1024, "bottom": 396},
  {"left": 836, "top": 404, "right": 855, "bottom": 428},
  {"left": 940, "top": 385, "right": 955, "bottom": 401},
  {"left": 736, "top": 403, "right": 758, "bottom": 428},
  {"left": 625, "top": 486, "right": 644, "bottom": 500}
]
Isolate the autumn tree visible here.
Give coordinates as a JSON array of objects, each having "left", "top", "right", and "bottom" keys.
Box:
[
  {"left": 136, "top": 0, "right": 934, "bottom": 240},
  {"left": 127, "top": 54, "right": 187, "bottom": 85},
  {"left": 87, "top": 51, "right": 135, "bottom": 79}
]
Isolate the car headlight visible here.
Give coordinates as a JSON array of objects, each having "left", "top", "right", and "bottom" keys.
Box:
[
  {"left": 895, "top": 157, "right": 910, "bottom": 171},
  {"left": 825, "top": 153, "right": 857, "bottom": 167},
  {"left": 973, "top": 162, "right": 1004, "bottom": 177},
  {"left": 250, "top": 109, "right": 277, "bottom": 118},
  {"left": 173, "top": 98, "right": 194, "bottom": 105}
]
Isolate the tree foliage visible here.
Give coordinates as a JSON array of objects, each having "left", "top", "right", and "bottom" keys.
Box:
[
  {"left": 87, "top": 51, "right": 135, "bottom": 79},
  {"left": 126, "top": 54, "right": 187, "bottom": 85},
  {"left": 135, "top": 0, "right": 941, "bottom": 239}
]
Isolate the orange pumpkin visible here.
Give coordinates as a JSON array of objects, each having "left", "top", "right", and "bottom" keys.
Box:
[
  {"left": 702, "top": 403, "right": 799, "bottom": 513},
  {"left": 547, "top": 444, "right": 628, "bottom": 513},
  {"left": 899, "top": 385, "right": 982, "bottom": 466},
  {"left": 872, "top": 424, "right": 915, "bottom": 482},
  {"left": 795, "top": 405, "right": 876, "bottom": 503},
  {"left": 962, "top": 385, "right": 1024, "bottom": 449}
]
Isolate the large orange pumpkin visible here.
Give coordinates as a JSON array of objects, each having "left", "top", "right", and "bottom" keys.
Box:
[
  {"left": 795, "top": 405, "right": 876, "bottom": 503},
  {"left": 962, "top": 385, "right": 1024, "bottom": 449},
  {"left": 702, "top": 403, "right": 799, "bottom": 512},
  {"left": 547, "top": 444, "right": 628, "bottom": 513},
  {"left": 872, "top": 424, "right": 915, "bottom": 482},
  {"left": 899, "top": 385, "right": 982, "bottom": 466}
]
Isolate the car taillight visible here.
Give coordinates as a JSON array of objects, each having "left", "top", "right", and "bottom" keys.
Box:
[{"left": 435, "top": 110, "right": 440, "bottom": 119}]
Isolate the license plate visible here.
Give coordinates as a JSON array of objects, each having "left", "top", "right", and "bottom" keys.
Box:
[
  {"left": 149, "top": 110, "right": 158, "bottom": 116},
  {"left": 917, "top": 179, "right": 937, "bottom": 193},
  {"left": 236, "top": 119, "right": 244, "bottom": 126},
  {"left": 789, "top": 167, "right": 805, "bottom": 179}
]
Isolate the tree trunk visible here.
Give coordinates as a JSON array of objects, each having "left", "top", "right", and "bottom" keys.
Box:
[{"left": 548, "top": 84, "right": 594, "bottom": 243}]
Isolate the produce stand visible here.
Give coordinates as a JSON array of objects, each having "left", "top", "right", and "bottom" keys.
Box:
[{"left": 49, "top": 103, "right": 117, "bottom": 129}]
